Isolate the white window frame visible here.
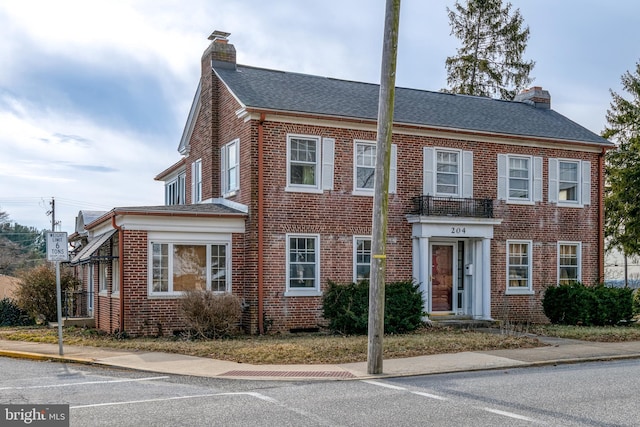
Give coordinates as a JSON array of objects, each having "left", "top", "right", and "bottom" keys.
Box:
[
  {"left": 423, "top": 147, "right": 473, "bottom": 198},
  {"left": 148, "top": 240, "right": 231, "bottom": 297},
  {"left": 558, "top": 241, "right": 581, "bottom": 285},
  {"left": 221, "top": 139, "right": 239, "bottom": 197},
  {"left": 353, "top": 236, "right": 372, "bottom": 283},
  {"left": 436, "top": 148, "right": 462, "bottom": 196},
  {"left": 549, "top": 159, "right": 591, "bottom": 207},
  {"left": 99, "top": 262, "right": 108, "bottom": 294},
  {"left": 192, "top": 159, "right": 202, "bottom": 203},
  {"left": 506, "top": 240, "right": 534, "bottom": 295},
  {"left": 353, "top": 140, "right": 377, "bottom": 194},
  {"left": 286, "top": 135, "right": 322, "bottom": 193},
  {"left": 165, "top": 171, "right": 186, "bottom": 206},
  {"left": 497, "top": 154, "right": 542, "bottom": 204},
  {"left": 285, "top": 234, "right": 321, "bottom": 296}
]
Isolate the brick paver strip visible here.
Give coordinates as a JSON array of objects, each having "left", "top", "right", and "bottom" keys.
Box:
[{"left": 222, "top": 370, "right": 355, "bottom": 378}]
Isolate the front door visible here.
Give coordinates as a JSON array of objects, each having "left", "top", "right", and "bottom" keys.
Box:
[{"left": 431, "top": 243, "right": 456, "bottom": 312}]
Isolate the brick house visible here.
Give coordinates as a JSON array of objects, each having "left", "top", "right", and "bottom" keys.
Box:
[{"left": 70, "top": 31, "right": 612, "bottom": 336}]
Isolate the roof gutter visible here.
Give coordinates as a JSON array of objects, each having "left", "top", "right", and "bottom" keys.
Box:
[
  {"left": 258, "top": 113, "right": 265, "bottom": 334},
  {"left": 111, "top": 214, "right": 125, "bottom": 334}
]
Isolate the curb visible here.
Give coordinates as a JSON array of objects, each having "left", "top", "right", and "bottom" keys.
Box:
[{"left": 0, "top": 349, "right": 95, "bottom": 366}]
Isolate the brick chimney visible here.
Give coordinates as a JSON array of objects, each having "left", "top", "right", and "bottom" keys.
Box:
[
  {"left": 514, "top": 86, "right": 551, "bottom": 109},
  {"left": 203, "top": 30, "right": 236, "bottom": 70}
]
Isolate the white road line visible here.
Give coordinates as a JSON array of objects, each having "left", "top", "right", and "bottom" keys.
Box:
[
  {"left": 361, "top": 380, "right": 406, "bottom": 390},
  {"left": 71, "top": 392, "right": 280, "bottom": 410},
  {"left": 482, "top": 407, "right": 538, "bottom": 423},
  {"left": 411, "top": 391, "right": 447, "bottom": 401},
  {"left": 0, "top": 376, "right": 170, "bottom": 391}
]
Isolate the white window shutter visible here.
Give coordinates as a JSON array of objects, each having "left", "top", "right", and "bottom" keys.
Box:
[
  {"left": 220, "top": 146, "right": 227, "bottom": 196},
  {"left": 548, "top": 159, "right": 558, "bottom": 204},
  {"left": 533, "top": 156, "right": 543, "bottom": 202},
  {"left": 389, "top": 144, "right": 398, "bottom": 194},
  {"left": 497, "top": 154, "right": 507, "bottom": 200},
  {"left": 322, "top": 138, "right": 335, "bottom": 190},
  {"left": 233, "top": 140, "right": 240, "bottom": 191},
  {"left": 423, "top": 147, "right": 434, "bottom": 195},
  {"left": 582, "top": 160, "right": 591, "bottom": 205},
  {"left": 191, "top": 162, "right": 196, "bottom": 202},
  {"left": 462, "top": 150, "right": 473, "bottom": 198}
]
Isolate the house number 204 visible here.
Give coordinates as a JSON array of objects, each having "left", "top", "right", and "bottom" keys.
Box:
[{"left": 451, "top": 227, "right": 466, "bottom": 234}]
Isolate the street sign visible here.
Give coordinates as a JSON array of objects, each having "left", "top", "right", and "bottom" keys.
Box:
[{"left": 46, "top": 232, "right": 69, "bottom": 262}]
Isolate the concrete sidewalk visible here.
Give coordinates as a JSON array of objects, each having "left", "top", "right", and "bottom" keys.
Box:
[{"left": 2, "top": 336, "right": 640, "bottom": 381}]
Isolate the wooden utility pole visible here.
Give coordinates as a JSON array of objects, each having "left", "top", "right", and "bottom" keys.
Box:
[{"left": 368, "top": 0, "right": 401, "bottom": 375}]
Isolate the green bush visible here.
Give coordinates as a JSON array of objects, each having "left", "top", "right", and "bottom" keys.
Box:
[
  {"left": 322, "top": 280, "right": 423, "bottom": 335},
  {"left": 542, "top": 282, "right": 634, "bottom": 326},
  {"left": 0, "top": 298, "right": 33, "bottom": 326},
  {"left": 633, "top": 289, "right": 640, "bottom": 316},
  {"left": 15, "top": 265, "right": 81, "bottom": 322}
]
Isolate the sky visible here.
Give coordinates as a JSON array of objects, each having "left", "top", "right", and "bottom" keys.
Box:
[{"left": 0, "top": 0, "right": 639, "bottom": 235}]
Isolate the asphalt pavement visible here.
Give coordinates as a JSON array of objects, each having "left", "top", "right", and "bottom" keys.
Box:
[{"left": 2, "top": 333, "right": 640, "bottom": 381}]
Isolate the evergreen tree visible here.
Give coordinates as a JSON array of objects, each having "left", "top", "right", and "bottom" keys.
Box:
[
  {"left": 445, "top": 0, "right": 535, "bottom": 100},
  {"left": 603, "top": 62, "right": 640, "bottom": 257}
]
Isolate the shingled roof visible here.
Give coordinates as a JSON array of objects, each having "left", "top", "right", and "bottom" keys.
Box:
[{"left": 214, "top": 64, "right": 611, "bottom": 146}]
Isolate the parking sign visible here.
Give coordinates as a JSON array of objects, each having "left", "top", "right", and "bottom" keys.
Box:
[{"left": 46, "top": 232, "right": 69, "bottom": 262}]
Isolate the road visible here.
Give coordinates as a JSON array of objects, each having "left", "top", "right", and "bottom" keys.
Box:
[{"left": 1, "top": 357, "right": 640, "bottom": 426}]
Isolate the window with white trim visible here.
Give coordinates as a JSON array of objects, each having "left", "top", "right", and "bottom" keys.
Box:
[
  {"left": 165, "top": 172, "right": 186, "bottom": 206},
  {"left": 436, "top": 150, "right": 460, "bottom": 195},
  {"left": 507, "top": 240, "right": 533, "bottom": 293},
  {"left": 423, "top": 147, "right": 473, "bottom": 198},
  {"left": 149, "top": 242, "right": 230, "bottom": 295},
  {"left": 99, "top": 263, "right": 108, "bottom": 293},
  {"left": 288, "top": 135, "right": 320, "bottom": 189},
  {"left": 286, "top": 234, "right": 320, "bottom": 294},
  {"left": 192, "top": 159, "right": 202, "bottom": 203},
  {"left": 549, "top": 159, "right": 591, "bottom": 206},
  {"left": 221, "top": 139, "right": 239, "bottom": 196},
  {"left": 558, "top": 242, "right": 581, "bottom": 284},
  {"left": 497, "top": 154, "right": 542, "bottom": 203},
  {"left": 352, "top": 141, "right": 398, "bottom": 195},
  {"left": 355, "top": 141, "right": 376, "bottom": 191},
  {"left": 354, "top": 237, "right": 372, "bottom": 282}
]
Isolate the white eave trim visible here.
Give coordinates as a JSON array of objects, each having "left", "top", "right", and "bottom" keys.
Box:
[{"left": 178, "top": 82, "right": 202, "bottom": 155}]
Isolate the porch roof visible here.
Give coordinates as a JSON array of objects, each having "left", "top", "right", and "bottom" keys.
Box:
[{"left": 69, "top": 229, "right": 117, "bottom": 265}]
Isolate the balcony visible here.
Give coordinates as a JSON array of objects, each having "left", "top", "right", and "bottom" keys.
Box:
[{"left": 410, "top": 195, "right": 494, "bottom": 218}]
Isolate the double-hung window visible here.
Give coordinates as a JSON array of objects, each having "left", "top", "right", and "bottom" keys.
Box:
[
  {"left": 423, "top": 147, "right": 472, "bottom": 198},
  {"left": 288, "top": 136, "right": 320, "bottom": 189},
  {"left": 165, "top": 172, "right": 186, "bottom": 205},
  {"left": 558, "top": 242, "right": 581, "bottom": 284},
  {"left": 111, "top": 237, "right": 119, "bottom": 295},
  {"left": 507, "top": 240, "right": 533, "bottom": 294},
  {"left": 549, "top": 159, "right": 591, "bottom": 206},
  {"left": 353, "top": 140, "right": 398, "bottom": 195},
  {"left": 355, "top": 141, "right": 376, "bottom": 191},
  {"left": 192, "top": 159, "right": 202, "bottom": 203},
  {"left": 221, "top": 139, "right": 239, "bottom": 196},
  {"left": 436, "top": 150, "right": 460, "bottom": 195},
  {"left": 497, "top": 154, "right": 542, "bottom": 203},
  {"left": 149, "top": 242, "right": 230, "bottom": 295},
  {"left": 354, "top": 237, "right": 372, "bottom": 283},
  {"left": 286, "top": 234, "right": 320, "bottom": 295}
]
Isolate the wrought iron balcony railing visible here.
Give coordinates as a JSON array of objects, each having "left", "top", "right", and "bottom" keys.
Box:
[{"left": 410, "top": 195, "right": 494, "bottom": 218}]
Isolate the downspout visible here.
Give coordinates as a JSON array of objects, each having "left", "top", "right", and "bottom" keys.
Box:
[
  {"left": 111, "top": 214, "right": 125, "bottom": 333},
  {"left": 257, "top": 113, "right": 265, "bottom": 334},
  {"left": 598, "top": 147, "right": 606, "bottom": 283}
]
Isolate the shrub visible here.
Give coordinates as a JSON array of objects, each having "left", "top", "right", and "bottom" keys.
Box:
[
  {"left": 180, "top": 290, "right": 242, "bottom": 339},
  {"left": 543, "top": 282, "right": 634, "bottom": 326},
  {"left": 634, "top": 289, "right": 640, "bottom": 316},
  {"left": 322, "top": 280, "right": 423, "bottom": 335},
  {"left": 15, "top": 264, "right": 81, "bottom": 322},
  {"left": 0, "top": 297, "right": 33, "bottom": 326}
]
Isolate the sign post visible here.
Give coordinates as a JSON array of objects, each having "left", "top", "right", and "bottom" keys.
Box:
[{"left": 46, "top": 232, "right": 68, "bottom": 356}]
